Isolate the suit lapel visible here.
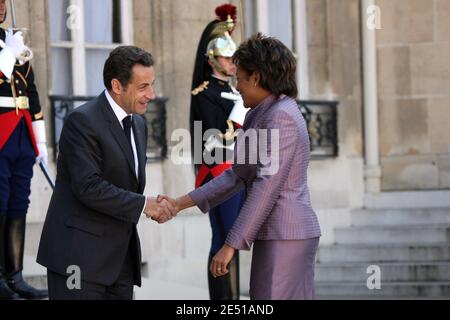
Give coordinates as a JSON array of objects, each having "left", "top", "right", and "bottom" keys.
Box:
[
  {"left": 132, "top": 117, "right": 147, "bottom": 192},
  {"left": 100, "top": 93, "right": 138, "bottom": 182}
]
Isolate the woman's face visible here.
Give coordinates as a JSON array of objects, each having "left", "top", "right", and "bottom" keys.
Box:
[{"left": 236, "top": 67, "right": 258, "bottom": 108}]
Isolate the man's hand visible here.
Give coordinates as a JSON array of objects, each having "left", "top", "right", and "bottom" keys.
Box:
[
  {"left": 151, "top": 194, "right": 195, "bottom": 224},
  {"left": 209, "top": 244, "right": 235, "bottom": 278},
  {"left": 144, "top": 197, "right": 176, "bottom": 224},
  {"left": 157, "top": 194, "right": 179, "bottom": 212}
]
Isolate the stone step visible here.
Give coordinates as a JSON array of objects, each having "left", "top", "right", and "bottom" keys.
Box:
[
  {"left": 365, "top": 191, "right": 450, "bottom": 209},
  {"left": 315, "top": 262, "right": 450, "bottom": 282},
  {"left": 317, "top": 243, "right": 450, "bottom": 263},
  {"left": 315, "top": 281, "right": 450, "bottom": 298},
  {"left": 351, "top": 208, "right": 450, "bottom": 226},
  {"left": 134, "top": 277, "right": 210, "bottom": 300},
  {"left": 335, "top": 224, "right": 450, "bottom": 244}
]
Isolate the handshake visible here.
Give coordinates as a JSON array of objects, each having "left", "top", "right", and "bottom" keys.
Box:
[{"left": 143, "top": 195, "right": 182, "bottom": 224}]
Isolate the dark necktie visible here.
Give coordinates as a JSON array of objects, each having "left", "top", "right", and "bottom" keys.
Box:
[{"left": 122, "top": 116, "right": 134, "bottom": 157}]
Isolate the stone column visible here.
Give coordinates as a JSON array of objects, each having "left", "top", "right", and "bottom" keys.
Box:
[
  {"left": 362, "top": 0, "right": 381, "bottom": 193},
  {"left": 293, "top": 0, "right": 310, "bottom": 99}
]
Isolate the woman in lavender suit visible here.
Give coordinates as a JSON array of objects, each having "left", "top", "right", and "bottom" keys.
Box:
[{"left": 173, "top": 33, "right": 321, "bottom": 300}]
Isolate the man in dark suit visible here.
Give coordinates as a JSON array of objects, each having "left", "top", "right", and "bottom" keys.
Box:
[{"left": 37, "top": 46, "right": 175, "bottom": 300}]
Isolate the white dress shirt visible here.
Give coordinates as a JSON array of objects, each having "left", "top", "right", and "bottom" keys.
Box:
[
  {"left": 105, "top": 90, "right": 147, "bottom": 216},
  {"left": 105, "top": 90, "right": 139, "bottom": 179}
]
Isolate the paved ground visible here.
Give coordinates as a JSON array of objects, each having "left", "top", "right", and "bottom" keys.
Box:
[
  {"left": 24, "top": 256, "right": 250, "bottom": 300},
  {"left": 134, "top": 278, "right": 210, "bottom": 300},
  {"left": 25, "top": 257, "right": 446, "bottom": 300}
]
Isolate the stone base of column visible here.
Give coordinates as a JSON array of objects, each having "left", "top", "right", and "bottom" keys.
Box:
[{"left": 365, "top": 164, "right": 381, "bottom": 193}]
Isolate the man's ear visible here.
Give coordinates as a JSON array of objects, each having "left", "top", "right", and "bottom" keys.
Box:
[
  {"left": 208, "top": 58, "right": 222, "bottom": 74},
  {"left": 111, "top": 79, "right": 123, "bottom": 95}
]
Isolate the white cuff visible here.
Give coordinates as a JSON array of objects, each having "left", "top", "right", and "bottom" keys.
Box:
[
  {"left": 228, "top": 99, "right": 248, "bottom": 126},
  {"left": 141, "top": 196, "right": 147, "bottom": 216},
  {"left": 32, "top": 120, "right": 47, "bottom": 144},
  {"left": 0, "top": 46, "right": 16, "bottom": 79}
]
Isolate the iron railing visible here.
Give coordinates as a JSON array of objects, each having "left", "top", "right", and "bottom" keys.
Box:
[
  {"left": 49, "top": 95, "right": 168, "bottom": 162},
  {"left": 49, "top": 96, "right": 338, "bottom": 163}
]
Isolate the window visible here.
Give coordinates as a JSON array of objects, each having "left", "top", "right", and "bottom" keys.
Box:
[
  {"left": 48, "top": 0, "right": 133, "bottom": 97},
  {"left": 243, "top": 0, "right": 309, "bottom": 98}
]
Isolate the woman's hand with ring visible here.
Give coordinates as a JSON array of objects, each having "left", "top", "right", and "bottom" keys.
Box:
[{"left": 209, "top": 244, "right": 235, "bottom": 278}]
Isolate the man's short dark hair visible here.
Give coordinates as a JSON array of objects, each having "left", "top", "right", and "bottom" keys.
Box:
[
  {"left": 233, "top": 33, "right": 298, "bottom": 99},
  {"left": 103, "top": 46, "right": 154, "bottom": 90}
]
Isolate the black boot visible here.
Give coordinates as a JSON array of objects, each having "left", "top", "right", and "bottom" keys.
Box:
[
  {"left": 208, "top": 252, "right": 240, "bottom": 300},
  {"left": 0, "top": 214, "right": 21, "bottom": 300},
  {"left": 5, "top": 216, "right": 48, "bottom": 300}
]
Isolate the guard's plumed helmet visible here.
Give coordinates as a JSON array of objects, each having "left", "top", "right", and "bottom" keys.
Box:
[
  {"left": 206, "top": 4, "right": 238, "bottom": 74},
  {"left": 189, "top": 4, "right": 239, "bottom": 166}
]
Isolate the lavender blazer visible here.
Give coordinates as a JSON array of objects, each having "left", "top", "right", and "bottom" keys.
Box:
[{"left": 189, "top": 94, "right": 321, "bottom": 250}]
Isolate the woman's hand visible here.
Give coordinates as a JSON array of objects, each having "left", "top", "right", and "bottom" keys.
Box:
[{"left": 209, "top": 244, "right": 235, "bottom": 278}]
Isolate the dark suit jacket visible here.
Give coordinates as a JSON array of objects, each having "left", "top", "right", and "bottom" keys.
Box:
[{"left": 37, "top": 92, "right": 147, "bottom": 286}]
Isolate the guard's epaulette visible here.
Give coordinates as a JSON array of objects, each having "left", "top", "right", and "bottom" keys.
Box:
[{"left": 192, "top": 81, "right": 209, "bottom": 96}]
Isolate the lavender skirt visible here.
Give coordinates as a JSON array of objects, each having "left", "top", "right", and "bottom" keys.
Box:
[{"left": 249, "top": 237, "right": 320, "bottom": 300}]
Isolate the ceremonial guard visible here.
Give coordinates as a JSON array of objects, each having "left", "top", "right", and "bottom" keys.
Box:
[
  {"left": 0, "top": 0, "right": 48, "bottom": 300},
  {"left": 190, "top": 4, "right": 248, "bottom": 300}
]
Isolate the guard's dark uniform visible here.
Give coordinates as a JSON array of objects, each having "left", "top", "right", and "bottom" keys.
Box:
[
  {"left": 189, "top": 3, "right": 242, "bottom": 300},
  {"left": 0, "top": 27, "right": 48, "bottom": 300},
  {"left": 191, "top": 76, "right": 236, "bottom": 185},
  {"left": 191, "top": 76, "right": 244, "bottom": 300}
]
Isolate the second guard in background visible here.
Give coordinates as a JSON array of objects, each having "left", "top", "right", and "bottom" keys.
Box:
[
  {"left": 190, "top": 4, "right": 248, "bottom": 300},
  {"left": 0, "top": 0, "right": 49, "bottom": 300}
]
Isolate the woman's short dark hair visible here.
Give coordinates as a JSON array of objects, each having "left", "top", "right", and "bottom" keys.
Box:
[
  {"left": 233, "top": 33, "right": 298, "bottom": 98},
  {"left": 103, "top": 46, "right": 154, "bottom": 90}
]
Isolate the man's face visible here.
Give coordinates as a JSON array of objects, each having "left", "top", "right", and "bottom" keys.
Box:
[
  {"left": 215, "top": 56, "right": 236, "bottom": 77},
  {"left": 0, "top": 0, "right": 6, "bottom": 23},
  {"left": 118, "top": 64, "right": 156, "bottom": 115}
]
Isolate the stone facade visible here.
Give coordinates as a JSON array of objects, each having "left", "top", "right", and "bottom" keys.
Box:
[{"left": 376, "top": 0, "right": 450, "bottom": 190}]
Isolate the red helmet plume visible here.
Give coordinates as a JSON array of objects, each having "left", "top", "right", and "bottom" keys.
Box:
[{"left": 215, "top": 4, "right": 237, "bottom": 23}]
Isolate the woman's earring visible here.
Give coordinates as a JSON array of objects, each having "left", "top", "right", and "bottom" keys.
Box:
[{"left": 254, "top": 83, "right": 257, "bottom": 87}]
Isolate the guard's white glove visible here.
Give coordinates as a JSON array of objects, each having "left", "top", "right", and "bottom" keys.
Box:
[
  {"left": 32, "top": 120, "right": 49, "bottom": 167},
  {"left": 203, "top": 134, "right": 235, "bottom": 158},
  {"left": 221, "top": 91, "right": 248, "bottom": 126},
  {"left": 5, "top": 29, "right": 26, "bottom": 59},
  {"left": 203, "top": 90, "right": 247, "bottom": 156},
  {"left": 0, "top": 29, "right": 26, "bottom": 79},
  {"left": 228, "top": 95, "right": 247, "bottom": 126},
  {"left": 204, "top": 135, "right": 221, "bottom": 154}
]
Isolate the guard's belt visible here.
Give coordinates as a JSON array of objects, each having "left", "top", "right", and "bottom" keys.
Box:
[{"left": 0, "top": 96, "right": 29, "bottom": 109}]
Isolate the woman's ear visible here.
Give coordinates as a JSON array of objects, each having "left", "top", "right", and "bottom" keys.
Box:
[{"left": 251, "top": 72, "right": 261, "bottom": 87}]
